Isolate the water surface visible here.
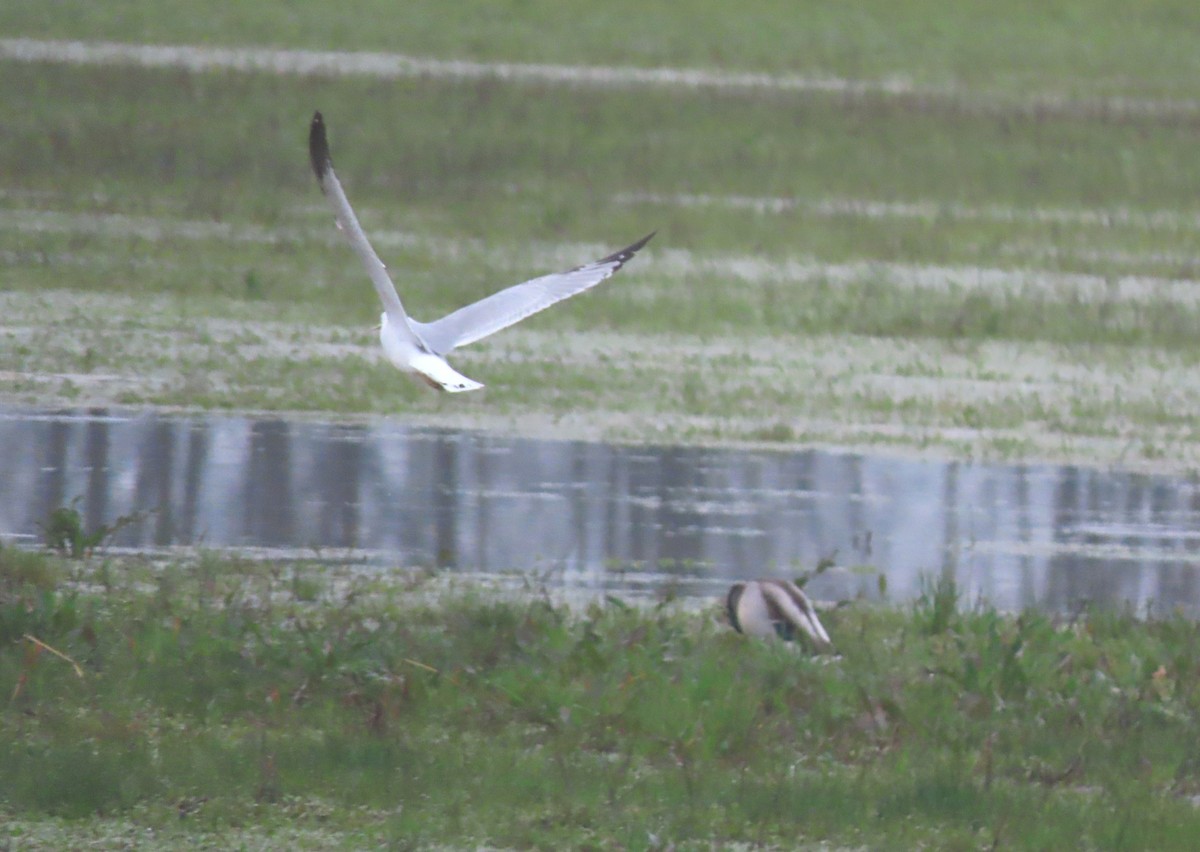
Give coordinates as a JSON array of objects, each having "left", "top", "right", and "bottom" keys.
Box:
[{"left": 3, "top": 407, "right": 1200, "bottom": 614}]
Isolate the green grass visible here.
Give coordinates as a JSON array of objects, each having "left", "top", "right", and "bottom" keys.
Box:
[
  {"left": 3, "top": 546, "right": 1200, "bottom": 848},
  {"left": 5, "top": 0, "right": 1200, "bottom": 99},
  {"left": 3, "top": 64, "right": 1199, "bottom": 337}
]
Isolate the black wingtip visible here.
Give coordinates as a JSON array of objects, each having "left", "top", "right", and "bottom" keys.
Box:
[
  {"left": 309, "top": 111, "right": 332, "bottom": 184},
  {"left": 596, "top": 230, "right": 656, "bottom": 269},
  {"left": 726, "top": 583, "right": 746, "bottom": 634}
]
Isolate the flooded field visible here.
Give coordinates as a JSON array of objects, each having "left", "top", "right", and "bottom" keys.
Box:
[
  {"left": 3, "top": 406, "right": 1199, "bottom": 615},
  {"left": 5, "top": 17, "right": 1200, "bottom": 613}
]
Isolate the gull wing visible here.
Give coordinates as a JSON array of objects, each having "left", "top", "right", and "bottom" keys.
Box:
[
  {"left": 414, "top": 232, "right": 655, "bottom": 356},
  {"left": 309, "top": 112, "right": 417, "bottom": 338}
]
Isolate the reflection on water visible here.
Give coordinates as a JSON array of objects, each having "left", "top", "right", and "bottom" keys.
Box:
[{"left": 2, "top": 407, "right": 1200, "bottom": 614}]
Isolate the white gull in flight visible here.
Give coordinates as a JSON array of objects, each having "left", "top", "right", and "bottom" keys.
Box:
[{"left": 308, "top": 111, "right": 654, "bottom": 392}]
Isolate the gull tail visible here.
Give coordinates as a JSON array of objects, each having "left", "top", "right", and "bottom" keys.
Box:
[{"left": 409, "top": 352, "right": 485, "bottom": 393}]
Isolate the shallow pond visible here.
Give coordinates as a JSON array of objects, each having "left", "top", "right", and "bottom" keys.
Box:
[{"left": 2, "top": 407, "right": 1199, "bottom": 614}]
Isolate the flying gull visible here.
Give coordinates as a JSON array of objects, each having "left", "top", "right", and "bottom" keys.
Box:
[{"left": 308, "top": 111, "right": 654, "bottom": 392}]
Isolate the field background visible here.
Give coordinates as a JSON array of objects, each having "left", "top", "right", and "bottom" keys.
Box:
[
  {"left": 5, "top": 5, "right": 1200, "bottom": 846},
  {"left": 4, "top": 1, "right": 1200, "bottom": 470}
]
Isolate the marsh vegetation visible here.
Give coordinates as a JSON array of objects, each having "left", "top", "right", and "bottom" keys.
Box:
[{"left": 4, "top": 544, "right": 1200, "bottom": 848}]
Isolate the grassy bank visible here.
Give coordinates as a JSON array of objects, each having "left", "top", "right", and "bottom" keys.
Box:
[{"left": 3, "top": 543, "right": 1200, "bottom": 848}]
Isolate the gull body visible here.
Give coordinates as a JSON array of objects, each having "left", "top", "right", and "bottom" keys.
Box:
[
  {"left": 725, "top": 579, "right": 833, "bottom": 651},
  {"left": 308, "top": 111, "right": 654, "bottom": 393}
]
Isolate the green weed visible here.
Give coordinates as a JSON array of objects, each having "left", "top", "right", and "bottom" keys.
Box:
[{"left": 38, "top": 497, "right": 149, "bottom": 559}]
